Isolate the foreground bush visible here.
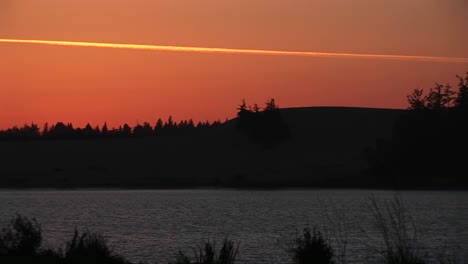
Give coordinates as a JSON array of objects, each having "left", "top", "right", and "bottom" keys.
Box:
[
  {"left": 287, "top": 227, "right": 335, "bottom": 264},
  {"left": 172, "top": 238, "right": 239, "bottom": 264},
  {"left": 64, "top": 228, "right": 130, "bottom": 264},
  {"left": 0, "top": 214, "right": 42, "bottom": 257},
  {"left": 0, "top": 215, "right": 62, "bottom": 264},
  {"left": 0, "top": 205, "right": 461, "bottom": 264},
  {"left": 0, "top": 215, "right": 130, "bottom": 264}
]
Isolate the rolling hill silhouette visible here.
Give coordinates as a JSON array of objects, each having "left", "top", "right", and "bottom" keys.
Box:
[{"left": 0, "top": 106, "right": 404, "bottom": 189}]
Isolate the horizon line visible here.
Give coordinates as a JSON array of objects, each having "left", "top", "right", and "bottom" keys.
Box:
[
  {"left": 0, "top": 106, "right": 405, "bottom": 130},
  {"left": 1, "top": 38, "right": 468, "bottom": 63}
]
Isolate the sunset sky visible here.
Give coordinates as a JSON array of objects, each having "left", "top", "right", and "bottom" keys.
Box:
[{"left": 1, "top": 0, "right": 467, "bottom": 129}]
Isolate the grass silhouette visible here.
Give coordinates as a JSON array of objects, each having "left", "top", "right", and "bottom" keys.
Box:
[{"left": 0, "top": 205, "right": 461, "bottom": 264}]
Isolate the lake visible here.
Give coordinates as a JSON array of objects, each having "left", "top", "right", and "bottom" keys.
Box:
[{"left": 0, "top": 189, "right": 467, "bottom": 263}]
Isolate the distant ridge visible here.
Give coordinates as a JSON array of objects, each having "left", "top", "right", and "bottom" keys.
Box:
[{"left": 0, "top": 106, "right": 405, "bottom": 189}]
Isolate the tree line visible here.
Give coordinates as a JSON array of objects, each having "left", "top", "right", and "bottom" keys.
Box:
[
  {"left": 0, "top": 117, "right": 223, "bottom": 141},
  {"left": 0, "top": 98, "right": 290, "bottom": 142},
  {"left": 365, "top": 72, "right": 468, "bottom": 188}
]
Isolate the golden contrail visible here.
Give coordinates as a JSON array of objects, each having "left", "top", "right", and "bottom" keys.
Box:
[{"left": 1, "top": 38, "right": 468, "bottom": 63}]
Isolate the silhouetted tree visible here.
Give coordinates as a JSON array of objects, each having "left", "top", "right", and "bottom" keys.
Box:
[
  {"left": 102, "top": 122, "right": 109, "bottom": 136},
  {"left": 132, "top": 124, "right": 144, "bottom": 136},
  {"left": 133, "top": 122, "right": 153, "bottom": 137},
  {"left": 1, "top": 113, "right": 226, "bottom": 141},
  {"left": 179, "top": 120, "right": 188, "bottom": 130},
  {"left": 83, "top": 123, "right": 95, "bottom": 138},
  {"left": 165, "top": 116, "right": 175, "bottom": 129},
  {"left": 407, "top": 89, "right": 426, "bottom": 110},
  {"left": 455, "top": 72, "right": 468, "bottom": 111},
  {"left": 235, "top": 98, "right": 290, "bottom": 147},
  {"left": 19, "top": 123, "right": 41, "bottom": 139},
  {"left": 264, "top": 98, "right": 278, "bottom": 111},
  {"left": 42, "top": 123, "right": 49, "bottom": 136},
  {"left": 253, "top": 104, "right": 260, "bottom": 113},
  {"left": 187, "top": 119, "right": 195, "bottom": 129},
  {"left": 94, "top": 125, "right": 101, "bottom": 136},
  {"left": 196, "top": 121, "right": 212, "bottom": 129},
  {"left": 47, "top": 122, "right": 75, "bottom": 139},
  {"left": 366, "top": 72, "right": 468, "bottom": 189},
  {"left": 237, "top": 99, "right": 248, "bottom": 116},
  {"left": 425, "top": 83, "right": 455, "bottom": 111},
  {"left": 155, "top": 118, "right": 164, "bottom": 134},
  {"left": 143, "top": 122, "right": 152, "bottom": 135},
  {"left": 122, "top": 124, "right": 132, "bottom": 137},
  {"left": 442, "top": 84, "right": 456, "bottom": 108}
]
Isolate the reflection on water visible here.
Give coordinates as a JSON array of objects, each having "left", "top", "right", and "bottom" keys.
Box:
[{"left": 0, "top": 189, "right": 467, "bottom": 263}]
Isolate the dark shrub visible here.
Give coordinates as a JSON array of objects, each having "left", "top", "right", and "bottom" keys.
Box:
[
  {"left": 288, "top": 227, "right": 335, "bottom": 264},
  {"left": 0, "top": 214, "right": 42, "bottom": 257},
  {"left": 171, "top": 238, "right": 239, "bottom": 264},
  {"left": 64, "top": 228, "right": 129, "bottom": 264}
]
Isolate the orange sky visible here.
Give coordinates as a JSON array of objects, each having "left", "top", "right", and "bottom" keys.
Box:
[{"left": 1, "top": 0, "right": 468, "bottom": 129}]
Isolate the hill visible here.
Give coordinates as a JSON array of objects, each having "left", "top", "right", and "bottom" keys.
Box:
[{"left": 0, "top": 107, "right": 404, "bottom": 189}]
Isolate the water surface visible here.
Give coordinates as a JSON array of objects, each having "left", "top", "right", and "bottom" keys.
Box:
[{"left": 0, "top": 190, "right": 467, "bottom": 263}]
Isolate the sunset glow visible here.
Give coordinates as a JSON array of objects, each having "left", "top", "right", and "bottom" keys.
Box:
[{"left": 1, "top": 0, "right": 467, "bottom": 129}]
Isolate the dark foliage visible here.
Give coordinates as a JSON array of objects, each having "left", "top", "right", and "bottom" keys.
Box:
[
  {"left": 0, "top": 215, "right": 130, "bottom": 264},
  {"left": 0, "top": 214, "right": 461, "bottom": 264},
  {"left": 0, "top": 215, "right": 63, "bottom": 264},
  {"left": 287, "top": 227, "right": 335, "bottom": 264},
  {"left": 171, "top": 238, "right": 239, "bottom": 264},
  {"left": 0, "top": 116, "right": 222, "bottom": 141},
  {"left": 64, "top": 228, "right": 129, "bottom": 264},
  {"left": 0, "top": 214, "right": 42, "bottom": 257},
  {"left": 365, "top": 72, "right": 468, "bottom": 189},
  {"left": 236, "top": 98, "right": 291, "bottom": 147}
]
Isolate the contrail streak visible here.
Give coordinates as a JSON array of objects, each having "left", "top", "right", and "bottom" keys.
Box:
[{"left": 1, "top": 38, "right": 467, "bottom": 63}]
